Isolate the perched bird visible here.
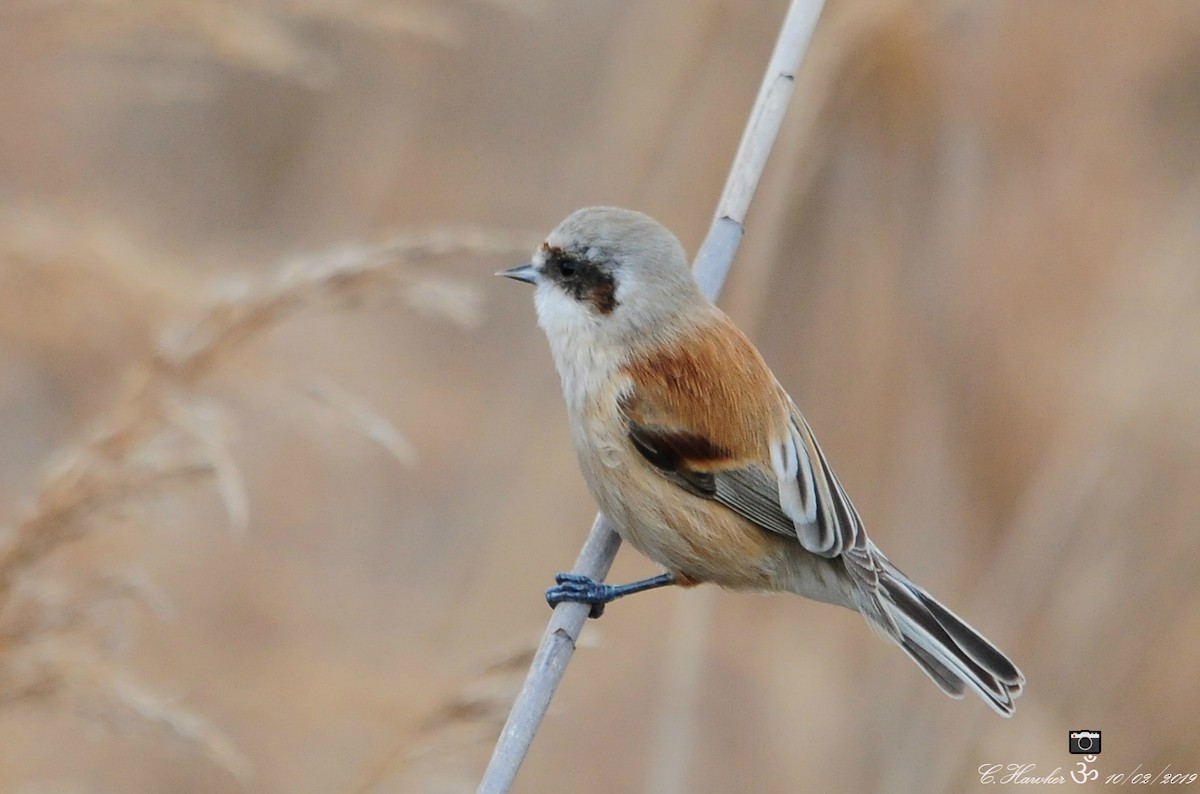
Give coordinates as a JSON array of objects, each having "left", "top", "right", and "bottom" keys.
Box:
[{"left": 499, "top": 206, "right": 1024, "bottom": 716}]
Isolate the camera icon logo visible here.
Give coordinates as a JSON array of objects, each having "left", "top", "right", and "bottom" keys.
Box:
[{"left": 1069, "top": 730, "right": 1101, "bottom": 754}]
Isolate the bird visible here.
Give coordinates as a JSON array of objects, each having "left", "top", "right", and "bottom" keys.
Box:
[{"left": 498, "top": 206, "right": 1024, "bottom": 716}]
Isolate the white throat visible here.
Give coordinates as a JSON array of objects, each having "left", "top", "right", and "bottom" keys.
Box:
[{"left": 534, "top": 285, "right": 624, "bottom": 414}]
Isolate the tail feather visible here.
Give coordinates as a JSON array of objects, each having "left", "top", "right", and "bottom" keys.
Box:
[
  {"left": 875, "top": 563, "right": 1025, "bottom": 717},
  {"left": 916, "top": 589, "right": 1024, "bottom": 694},
  {"left": 898, "top": 637, "right": 966, "bottom": 698}
]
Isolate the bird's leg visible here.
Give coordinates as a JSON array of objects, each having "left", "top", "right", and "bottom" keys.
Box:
[{"left": 545, "top": 572, "right": 676, "bottom": 618}]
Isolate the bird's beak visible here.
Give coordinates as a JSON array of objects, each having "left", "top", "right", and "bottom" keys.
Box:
[{"left": 497, "top": 263, "right": 538, "bottom": 285}]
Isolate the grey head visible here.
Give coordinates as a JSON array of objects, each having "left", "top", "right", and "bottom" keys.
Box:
[{"left": 498, "top": 207, "right": 707, "bottom": 349}]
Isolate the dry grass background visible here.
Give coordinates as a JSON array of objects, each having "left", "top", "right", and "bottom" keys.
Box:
[{"left": 0, "top": 1, "right": 1198, "bottom": 792}]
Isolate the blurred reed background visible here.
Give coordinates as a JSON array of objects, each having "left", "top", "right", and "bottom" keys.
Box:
[{"left": 0, "top": 1, "right": 1198, "bottom": 792}]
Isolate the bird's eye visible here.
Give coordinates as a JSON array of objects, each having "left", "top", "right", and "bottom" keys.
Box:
[{"left": 558, "top": 259, "right": 578, "bottom": 278}]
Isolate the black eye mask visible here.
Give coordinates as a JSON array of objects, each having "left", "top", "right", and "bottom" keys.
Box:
[{"left": 542, "top": 245, "right": 620, "bottom": 315}]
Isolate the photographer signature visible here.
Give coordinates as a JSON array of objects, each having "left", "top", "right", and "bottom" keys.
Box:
[{"left": 979, "top": 757, "right": 1198, "bottom": 786}]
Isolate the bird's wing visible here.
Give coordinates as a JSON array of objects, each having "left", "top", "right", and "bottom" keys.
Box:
[
  {"left": 774, "top": 400, "right": 867, "bottom": 557},
  {"left": 619, "top": 327, "right": 868, "bottom": 563},
  {"left": 624, "top": 402, "right": 865, "bottom": 556}
]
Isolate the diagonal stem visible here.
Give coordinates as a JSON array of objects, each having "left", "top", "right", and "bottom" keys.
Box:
[{"left": 477, "top": 2, "right": 827, "bottom": 791}]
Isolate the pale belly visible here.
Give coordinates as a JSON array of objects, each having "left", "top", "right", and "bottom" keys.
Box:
[{"left": 568, "top": 405, "right": 801, "bottom": 591}]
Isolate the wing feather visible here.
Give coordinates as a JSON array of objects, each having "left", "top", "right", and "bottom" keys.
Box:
[
  {"left": 712, "top": 466, "right": 798, "bottom": 539},
  {"left": 621, "top": 381, "right": 865, "bottom": 563},
  {"left": 796, "top": 409, "right": 864, "bottom": 556}
]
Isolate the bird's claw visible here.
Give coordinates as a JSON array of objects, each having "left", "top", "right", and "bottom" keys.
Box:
[{"left": 546, "top": 573, "right": 613, "bottom": 619}]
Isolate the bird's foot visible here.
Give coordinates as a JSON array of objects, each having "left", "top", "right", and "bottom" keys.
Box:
[{"left": 546, "top": 573, "right": 616, "bottom": 619}]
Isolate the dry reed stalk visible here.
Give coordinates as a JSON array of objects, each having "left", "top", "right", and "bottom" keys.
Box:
[
  {"left": 477, "top": 1, "right": 828, "bottom": 790},
  {"left": 0, "top": 225, "right": 535, "bottom": 777}
]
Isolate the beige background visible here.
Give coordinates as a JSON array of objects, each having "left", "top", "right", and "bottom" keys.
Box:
[{"left": 0, "top": 1, "right": 1198, "bottom": 792}]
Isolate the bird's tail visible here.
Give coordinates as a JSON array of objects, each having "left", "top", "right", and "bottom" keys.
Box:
[{"left": 873, "top": 561, "right": 1025, "bottom": 717}]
